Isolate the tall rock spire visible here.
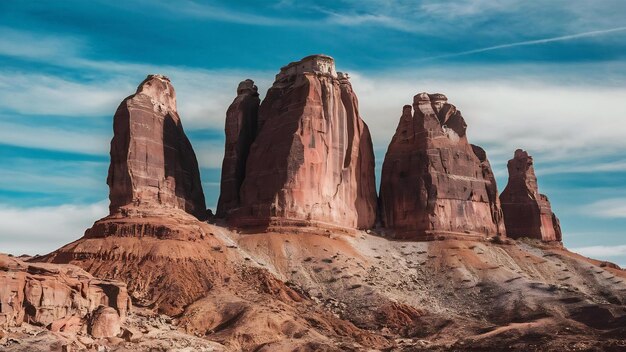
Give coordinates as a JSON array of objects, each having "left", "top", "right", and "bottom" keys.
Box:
[
  {"left": 500, "top": 149, "right": 562, "bottom": 241},
  {"left": 216, "top": 79, "right": 260, "bottom": 218},
  {"left": 379, "top": 93, "right": 505, "bottom": 239},
  {"left": 227, "top": 55, "right": 377, "bottom": 229},
  {"left": 107, "top": 74, "right": 206, "bottom": 220}
]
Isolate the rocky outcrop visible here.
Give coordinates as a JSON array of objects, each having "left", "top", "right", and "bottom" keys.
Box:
[
  {"left": 216, "top": 79, "right": 260, "bottom": 218},
  {"left": 500, "top": 149, "right": 562, "bottom": 241},
  {"left": 0, "top": 254, "right": 129, "bottom": 330},
  {"left": 379, "top": 93, "right": 505, "bottom": 239},
  {"left": 107, "top": 74, "right": 206, "bottom": 220},
  {"left": 230, "top": 55, "right": 377, "bottom": 229}
]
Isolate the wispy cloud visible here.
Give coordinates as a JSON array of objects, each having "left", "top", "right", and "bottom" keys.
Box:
[
  {"left": 418, "top": 26, "right": 626, "bottom": 61},
  {"left": 0, "top": 72, "right": 132, "bottom": 117},
  {"left": 0, "top": 26, "right": 83, "bottom": 61},
  {"left": 586, "top": 198, "right": 626, "bottom": 219},
  {"left": 0, "top": 120, "right": 109, "bottom": 155},
  {"left": 0, "top": 158, "right": 106, "bottom": 197},
  {"left": 571, "top": 244, "right": 626, "bottom": 258},
  {"left": 349, "top": 71, "right": 626, "bottom": 170},
  {"left": 0, "top": 201, "right": 108, "bottom": 256}
]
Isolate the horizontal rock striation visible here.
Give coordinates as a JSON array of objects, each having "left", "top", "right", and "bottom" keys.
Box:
[
  {"left": 500, "top": 149, "right": 562, "bottom": 241},
  {"left": 379, "top": 93, "right": 505, "bottom": 239}
]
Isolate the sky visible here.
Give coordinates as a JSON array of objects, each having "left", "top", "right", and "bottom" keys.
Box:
[{"left": 0, "top": 0, "right": 625, "bottom": 266}]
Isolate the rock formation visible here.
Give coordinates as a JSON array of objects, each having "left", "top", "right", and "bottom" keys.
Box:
[
  {"left": 88, "top": 306, "right": 122, "bottom": 338},
  {"left": 500, "top": 149, "right": 562, "bottom": 241},
  {"left": 107, "top": 74, "right": 206, "bottom": 220},
  {"left": 229, "top": 55, "right": 377, "bottom": 229},
  {"left": 216, "top": 79, "right": 260, "bottom": 218},
  {"left": 0, "top": 254, "right": 129, "bottom": 330},
  {"left": 379, "top": 93, "right": 505, "bottom": 239}
]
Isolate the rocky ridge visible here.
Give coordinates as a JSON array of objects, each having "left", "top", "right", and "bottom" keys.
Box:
[
  {"left": 2, "top": 55, "right": 625, "bottom": 352},
  {"left": 0, "top": 254, "right": 128, "bottom": 336}
]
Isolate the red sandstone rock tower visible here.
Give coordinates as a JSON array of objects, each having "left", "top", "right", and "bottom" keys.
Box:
[
  {"left": 379, "top": 93, "right": 505, "bottom": 239},
  {"left": 107, "top": 74, "right": 206, "bottom": 220},
  {"left": 216, "top": 79, "right": 260, "bottom": 218},
  {"left": 230, "top": 55, "right": 377, "bottom": 229},
  {"left": 500, "top": 149, "right": 562, "bottom": 242}
]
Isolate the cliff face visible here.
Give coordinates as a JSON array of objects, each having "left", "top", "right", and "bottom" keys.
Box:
[
  {"left": 216, "top": 79, "right": 260, "bottom": 218},
  {"left": 107, "top": 74, "right": 206, "bottom": 220},
  {"left": 0, "top": 254, "right": 129, "bottom": 333},
  {"left": 227, "top": 55, "right": 377, "bottom": 229},
  {"left": 379, "top": 93, "right": 505, "bottom": 239},
  {"left": 500, "top": 149, "right": 562, "bottom": 241}
]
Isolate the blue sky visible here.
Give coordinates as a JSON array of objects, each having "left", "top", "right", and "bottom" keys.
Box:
[{"left": 1, "top": 0, "right": 625, "bottom": 265}]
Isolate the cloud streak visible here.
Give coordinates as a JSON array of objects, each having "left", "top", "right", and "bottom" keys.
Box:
[
  {"left": 571, "top": 244, "right": 626, "bottom": 259},
  {"left": 586, "top": 198, "right": 626, "bottom": 219},
  {"left": 418, "top": 26, "right": 626, "bottom": 61}
]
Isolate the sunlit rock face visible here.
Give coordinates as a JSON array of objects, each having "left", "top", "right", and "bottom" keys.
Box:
[
  {"left": 216, "top": 79, "right": 260, "bottom": 218},
  {"left": 229, "top": 55, "right": 377, "bottom": 229},
  {"left": 107, "top": 74, "right": 206, "bottom": 220},
  {"left": 500, "top": 149, "right": 562, "bottom": 242},
  {"left": 379, "top": 93, "right": 506, "bottom": 239},
  {"left": 0, "top": 254, "right": 129, "bottom": 330}
]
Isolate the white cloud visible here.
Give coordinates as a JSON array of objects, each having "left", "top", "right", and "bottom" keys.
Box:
[
  {"left": 419, "top": 0, "right": 518, "bottom": 18},
  {"left": 348, "top": 71, "right": 626, "bottom": 171},
  {"left": 586, "top": 198, "right": 626, "bottom": 219},
  {"left": 0, "top": 201, "right": 108, "bottom": 256},
  {"left": 193, "top": 140, "right": 226, "bottom": 169},
  {"left": 571, "top": 244, "right": 626, "bottom": 258},
  {"left": 0, "top": 26, "right": 83, "bottom": 61},
  {"left": 0, "top": 120, "right": 109, "bottom": 155},
  {"left": 0, "top": 66, "right": 270, "bottom": 131},
  {"left": 0, "top": 72, "right": 133, "bottom": 117}
]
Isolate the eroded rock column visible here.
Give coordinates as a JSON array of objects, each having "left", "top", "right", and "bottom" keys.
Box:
[
  {"left": 379, "top": 93, "right": 505, "bottom": 239},
  {"left": 499, "top": 149, "right": 562, "bottom": 241}
]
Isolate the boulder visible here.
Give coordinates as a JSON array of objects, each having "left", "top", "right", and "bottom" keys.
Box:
[
  {"left": 232, "top": 55, "right": 377, "bottom": 229},
  {"left": 499, "top": 149, "right": 562, "bottom": 241},
  {"left": 107, "top": 74, "right": 206, "bottom": 220},
  {"left": 216, "top": 79, "right": 260, "bottom": 218},
  {"left": 379, "top": 93, "right": 505, "bottom": 239},
  {"left": 88, "top": 306, "right": 121, "bottom": 338}
]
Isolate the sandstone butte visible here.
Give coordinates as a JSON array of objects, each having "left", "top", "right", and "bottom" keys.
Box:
[
  {"left": 500, "top": 149, "right": 563, "bottom": 242},
  {"left": 222, "top": 55, "right": 378, "bottom": 230},
  {"left": 379, "top": 93, "right": 506, "bottom": 240},
  {"left": 107, "top": 74, "right": 206, "bottom": 220},
  {"left": 42, "top": 75, "right": 233, "bottom": 317}
]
